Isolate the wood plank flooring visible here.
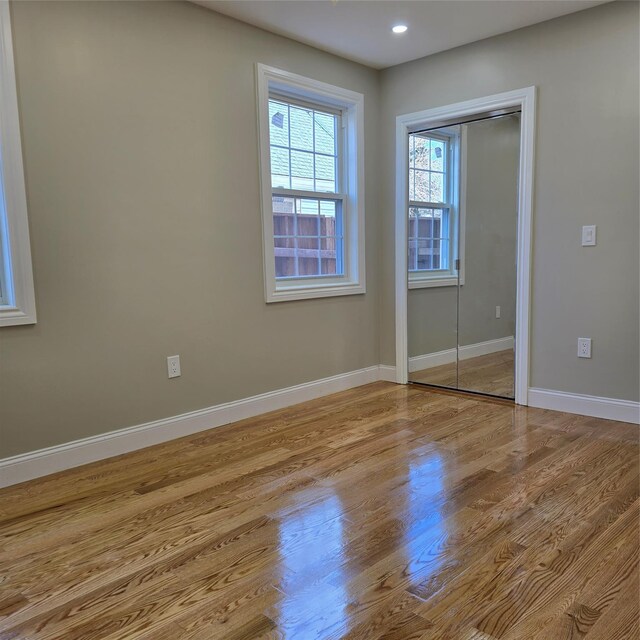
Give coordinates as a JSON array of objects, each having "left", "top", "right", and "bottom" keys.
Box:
[
  {"left": 0, "top": 382, "right": 638, "bottom": 639},
  {"left": 410, "top": 350, "right": 515, "bottom": 398}
]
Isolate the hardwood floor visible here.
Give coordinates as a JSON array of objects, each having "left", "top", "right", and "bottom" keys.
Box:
[
  {"left": 0, "top": 382, "right": 638, "bottom": 639},
  {"left": 410, "top": 350, "right": 515, "bottom": 398}
]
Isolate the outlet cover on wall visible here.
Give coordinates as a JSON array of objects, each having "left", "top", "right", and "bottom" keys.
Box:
[
  {"left": 577, "top": 338, "right": 592, "bottom": 358},
  {"left": 167, "top": 355, "right": 181, "bottom": 378}
]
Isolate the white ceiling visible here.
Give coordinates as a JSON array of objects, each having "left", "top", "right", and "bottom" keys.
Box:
[{"left": 194, "top": 0, "right": 610, "bottom": 69}]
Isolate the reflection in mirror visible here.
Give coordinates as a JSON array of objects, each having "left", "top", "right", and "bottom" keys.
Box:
[
  {"left": 408, "top": 285, "right": 459, "bottom": 387},
  {"left": 457, "top": 115, "right": 520, "bottom": 397},
  {"left": 407, "top": 113, "right": 520, "bottom": 399}
]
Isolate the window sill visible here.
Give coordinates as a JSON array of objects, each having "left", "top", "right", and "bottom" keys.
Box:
[
  {"left": 0, "top": 304, "right": 37, "bottom": 327},
  {"left": 267, "top": 279, "right": 366, "bottom": 303},
  {"left": 409, "top": 276, "right": 458, "bottom": 290}
]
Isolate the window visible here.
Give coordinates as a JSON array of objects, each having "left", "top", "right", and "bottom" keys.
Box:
[
  {"left": 408, "top": 130, "right": 461, "bottom": 288},
  {"left": 269, "top": 99, "right": 342, "bottom": 279},
  {"left": 0, "top": 4, "right": 36, "bottom": 326},
  {"left": 257, "top": 65, "right": 365, "bottom": 302}
]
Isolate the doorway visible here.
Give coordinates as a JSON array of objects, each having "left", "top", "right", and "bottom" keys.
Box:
[{"left": 394, "top": 89, "right": 536, "bottom": 404}]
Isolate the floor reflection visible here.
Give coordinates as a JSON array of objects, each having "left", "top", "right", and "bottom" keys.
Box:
[
  {"left": 276, "top": 493, "right": 349, "bottom": 639},
  {"left": 405, "top": 452, "right": 447, "bottom": 584},
  {"left": 410, "top": 349, "right": 515, "bottom": 398}
]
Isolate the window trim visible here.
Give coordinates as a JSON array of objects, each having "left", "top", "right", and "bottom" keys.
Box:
[
  {"left": 256, "top": 64, "right": 365, "bottom": 303},
  {"left": 0, "top": 2, "right": 36, "bottom": 326},
  {"left": 407, "top": 128, "right": 465, "bottom": 290}
]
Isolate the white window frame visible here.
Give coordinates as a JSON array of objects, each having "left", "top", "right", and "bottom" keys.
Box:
[
  {"left": 407, "top": 127, "right": 465, "bottom": 289},
  {"left": 256, "top": 64, "right": 365, "bottom": 303},
  {"left": 0, "top": 1, "right": 36, "bottom": 327}
]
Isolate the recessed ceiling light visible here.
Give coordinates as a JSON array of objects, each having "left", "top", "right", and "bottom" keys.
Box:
[{"left": 392, "top": 24, "right": 408, "bottom": 34}]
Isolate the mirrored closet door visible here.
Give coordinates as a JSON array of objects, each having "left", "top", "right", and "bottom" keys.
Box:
[{"left": 407, "top": 112, "right": 521, "bottom": 400}]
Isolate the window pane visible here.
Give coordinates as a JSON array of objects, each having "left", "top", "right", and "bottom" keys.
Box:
[
  {"left": 298, "top": 198, "right": 319, "bottom": 216},
  {"left": 275, "top": 257, "right": 296, "bottom": 278},
  {"left": 408, "top": 134, "right": 450, "bottom": 207},
  {"left": 297, "top": 211, "right": 319, "bottom": 241},
  {"left": 273, "top": 196, "right": 295, "bottom": 236},
  {"left": 431, "top": 139, "right": 445, "bottom": 172},
  {"left": 408, "top": 206, "right": 450, "bottom": 272},
  {"left": 417, "top": 216, "right": 436, "bottom": 239},
  {"left": 412, "top": 135, "right": 430, "bottom": 170},
  {"left": 290, "top": 150, "right": 314, "bottom": 190},
  {"left": 414, "top": 170, "right": 429, "bottom": 201},
  {"left": 319, "top": 199, "right": 336, "bottom": 221},
  {"left": 314, "top": 112, "right": 336, "bottom": 155},
  {"left": 315, "top": 155, "right": 336, "bottom": 192},
  {"left": 271, "top": 146, "right": 290, "bottom": 189},
  {"left": 321, "top": 236, "right": 344, "bottom": 276},
  {"left": 430, "top": 172, "right": 444, "bottom": 203},
  {"left": 298, "top": 235, "right": 319, "bottom": 251},
  {"left": 269, "top": 101, "right": 289, "bottom": 147},
  {"left": 269, "top": 98, "right": 338, "bottom": 193},
  {"left": 321, "top": 257, "right": 337, "bottom": 275},
  {"left": 433, "top": 238, "right": 442, "bottom": 269},
  {"left": 417, "top": 239, "right": 433, "bottom": 271},
  {"left": 320, "top": 201, "right": 340, "bottom": 275},
  {"left": 273, "top": 196, "right": 343, "bottom": 279},
  {"left": 290, "top": 106, "right": 314, "bottom": 151}
]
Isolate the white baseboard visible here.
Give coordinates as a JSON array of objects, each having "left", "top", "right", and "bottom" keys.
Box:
[
  {"left": 409, "top": 336, "right": 514, "bottom": 372},
  {"left": 0, "top": 365, "right": 383, "bottom": 488},
  {"left": 378, "top": 364, "right": 397, "bottom": 382},
  {"left": 409, "top": 347, "right": 457, "bottom": 372},
  {"left": 4, "top": 365, "right": 636, "bottom": 488},
  {"left": 461, "top": 336, "right": 514, "bottom": 360},
  {"left": 528, "top": 388, "right": 640, "bottom": 425}
]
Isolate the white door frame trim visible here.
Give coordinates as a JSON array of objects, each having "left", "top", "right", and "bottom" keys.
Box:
[{"left": 394, "top": 87, "right": 536, "bottom": 405}]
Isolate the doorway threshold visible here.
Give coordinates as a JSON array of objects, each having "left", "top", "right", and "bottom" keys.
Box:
[{"left": 408, "top": 381, "right": 515, "bottom": 405}]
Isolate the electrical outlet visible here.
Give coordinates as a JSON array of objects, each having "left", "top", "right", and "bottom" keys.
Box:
[
  {"left": 167, "top": 355, "right": 181, "bottom": 378},
  {"left": 581, "top": 225, "right": 597, "bottom": 246},
  {"left": 577, "top": 338, "right": 592, "bottom": 359},
  {"left": 495, "top": 305, "right": 501, "bottom": 319}
]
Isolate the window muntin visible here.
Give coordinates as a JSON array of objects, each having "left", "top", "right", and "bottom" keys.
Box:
[
  {"left": 268, "top": 96, "right": 344, "bottom": 280},
  {"left": 409, "top": 135, "right": 446, "bottom": 204},
  {"left": 408, "top": 207, "right": 450, "bottom": 272},
  {"left": 408, "top": 132, "right": 457, "bottom": 283},
  {"left": 273, "top": 196, "right": 343, "bottom": 278},
  {"left": 269, "top": 99, "right": 339, "bottom": 193}
]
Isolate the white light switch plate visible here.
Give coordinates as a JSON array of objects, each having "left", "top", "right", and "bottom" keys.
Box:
[{"left": 581, "top": 225, "right": 596, "bottom": 246}]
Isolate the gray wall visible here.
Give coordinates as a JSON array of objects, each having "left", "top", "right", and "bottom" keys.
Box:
[
  {"left": 0, "top": 1, "right": 381, "bottom": 457},
  {"left": 408, "top": 115, "right": 520, "bottom": 357},
  {"left": 382, "top": 1, "right": 640, "bottom": 402},
  {"left": 1, "top": 1, "right": 638, "bottom": 459},
  {"left": 408, "top": 286, "right": 458, "bottom": 357}
]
